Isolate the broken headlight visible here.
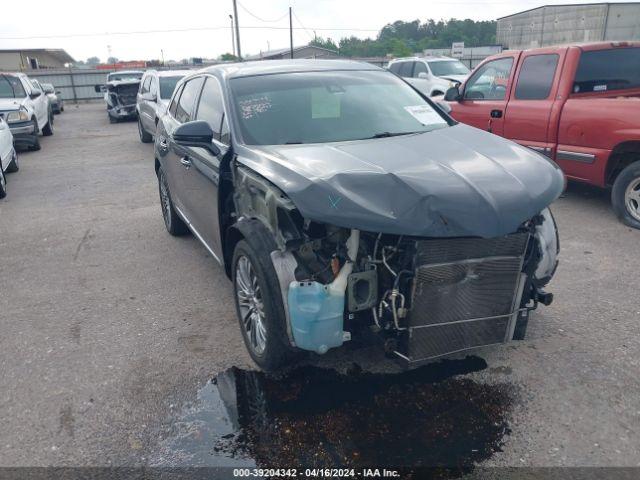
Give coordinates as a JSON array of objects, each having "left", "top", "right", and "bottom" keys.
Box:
[{"left": 533, "top": 208, "right": 559, "bottom": 287}]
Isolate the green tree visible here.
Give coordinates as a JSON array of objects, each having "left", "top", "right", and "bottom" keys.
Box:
[{"left": 219, "top": 53, "right": 238, "bottom": 61}]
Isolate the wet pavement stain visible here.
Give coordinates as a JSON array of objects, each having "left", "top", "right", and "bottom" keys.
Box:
[{"left": 153, "top": 356, "right": 515, "bottom": 478}]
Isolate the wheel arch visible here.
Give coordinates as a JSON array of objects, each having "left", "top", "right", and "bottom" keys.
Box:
[{"left": 606, "top": 141, "right": 640, "bottom": 185}]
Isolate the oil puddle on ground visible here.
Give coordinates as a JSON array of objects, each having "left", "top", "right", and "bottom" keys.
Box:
[{"left": 152, "top": 356, "right": 514, "bottom": 477}]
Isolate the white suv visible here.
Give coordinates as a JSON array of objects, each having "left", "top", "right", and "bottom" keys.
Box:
[
  {"left": 0, "top": 73, "right": 53, "bottom": 151},
  {"left": 388, "top": 56, "right": 470, "bottom": 97}
]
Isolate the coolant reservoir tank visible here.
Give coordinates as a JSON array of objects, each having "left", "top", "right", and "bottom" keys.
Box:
[{"left": 287, "top": 281, "right": 346, "bottom": 354}]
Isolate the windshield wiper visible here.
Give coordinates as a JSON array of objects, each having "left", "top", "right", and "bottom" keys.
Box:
[{"left": 365, "top": 131, "right": 422, "bottom": 139}]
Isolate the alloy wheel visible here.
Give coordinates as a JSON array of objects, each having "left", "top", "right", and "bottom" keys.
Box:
[
  {"left": 235, "top": 255, "right": 267, "bottom": 355},
  {"left": 625, "top": 177, "right": 640, "bottom": 222}
]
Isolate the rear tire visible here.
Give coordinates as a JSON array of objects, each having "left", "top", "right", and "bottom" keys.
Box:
[
  {"left": 157, "top": 167, "right": 188, "bottom": 236},
  {"left": 232, "top": 239, "right": 293, "bottom": 371},
  {"left": 138, "top": 118, "right": 153, "bottom": 143},
  {"left": 42, "top": 111, "right": 54, "bottom": 136},
  {"left": 611, "top": 161, "right": 640, "bottom": 229},
  {"left": 5, "top": 153, "right": 18, "bottom": 173},
  {"left": 109, "top": 115, "right": 118, "bottom": 124}
]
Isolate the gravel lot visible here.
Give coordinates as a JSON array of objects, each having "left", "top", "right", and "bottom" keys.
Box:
[{"left": 0, "top": 103, "right": 638, "bottom": 469}]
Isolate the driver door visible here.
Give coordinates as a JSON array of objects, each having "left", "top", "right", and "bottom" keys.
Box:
[{"left": 449, "top": 54, "right": 519, "bottom": 136}]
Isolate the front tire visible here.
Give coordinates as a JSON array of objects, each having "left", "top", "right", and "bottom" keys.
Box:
[
  {"left": 232, "top": 239, "right": 292, "bottom": 371},
  {"left": 612, "top": 161, "right": 640, "bottom": 229},
  {"left": 138, "top": 118, "right": 153, "bottom": 143},
  {"left": 0, "top": 162, "right": 6, "bottom": 199},
  {"left": 157, "top": 167, "right": 188, "bottom": 236}
]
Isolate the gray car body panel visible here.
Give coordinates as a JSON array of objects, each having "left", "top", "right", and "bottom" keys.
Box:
[{"left": 233, "top": 124, "right": 564, "bottom": 238}]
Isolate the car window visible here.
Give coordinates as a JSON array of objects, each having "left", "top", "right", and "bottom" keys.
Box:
[
  {"left": 195, "top": 77, "right": 225, "bottom": 141},
  {"left": 464, "top": 57, "right": 514, "bottom": 100},
  {"left": 30, "top": 79, "right": 42, "bottom": 92},
  {"left": 175, "top": 77, "right": 204, "bottom": 123},
  {"left": 169, "top": 83, "right": 185, "bottom": 117},
  {"left": 229, "top": 70, "right": 449, "bottom": 145},
  {"left": 388, "top": 63, "right": 401, "bottom": 74},
  {"left": 515, "top": 54, "right": 559, "bottom": 100},
  {"left": 574, "top": 47, "right": 640, "bottom": 93},
  {"left": 0, "top": 76, "right": 26, "bottom": 98},
  {"left": 413, "top": 62, "right": 428, "bottom": 77},
  {"left": 398, "top": 62, "right": 414, "bottom": 78},
  {"left": 427, "top": 60, "right": 470, "bottom": 77},
  {"left": 42, "top": 83, "right": 55, "bottom": 94},
  {"left": 159, "top": 76, "right": 185, "bottom": 100}
]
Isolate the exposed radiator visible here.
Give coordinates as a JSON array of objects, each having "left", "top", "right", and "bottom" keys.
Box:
[{"left": 397, "top": 233, "right": 529, "bottom": 365}]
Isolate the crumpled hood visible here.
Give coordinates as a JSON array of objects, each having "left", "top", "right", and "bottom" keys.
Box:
[
  {"left": 238, "top": 124, "right": 564, "bottom": 238},
  {"left": 0, "top": 98, "right": 24, "bottom": 112}
]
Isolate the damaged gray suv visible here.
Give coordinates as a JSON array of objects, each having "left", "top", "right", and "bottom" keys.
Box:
[{"left": 154, "top": 60, "right": 564, "bottom": 371}]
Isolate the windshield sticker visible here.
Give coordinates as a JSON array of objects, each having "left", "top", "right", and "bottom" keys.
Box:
[
  {"left": 593, "top": 84, "right": 607, "bottom": 92},
  {"left": 312, "top": 89, "right": 341, "bottom": 119},
  {"left": 404, "top": 105, "right": 445, "bottom": 126}
]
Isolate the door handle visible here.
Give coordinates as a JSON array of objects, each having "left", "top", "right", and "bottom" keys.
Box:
[
  {"left": 180, "top": 156, "right": 191, "bottom": 168},
  {"left": 490, "top": 109, "right": 503, "bottom": 118}
]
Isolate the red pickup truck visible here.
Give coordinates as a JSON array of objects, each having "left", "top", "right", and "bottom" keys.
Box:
[{"left": 443, "top": 42, "right": 640, "bottom": 229}]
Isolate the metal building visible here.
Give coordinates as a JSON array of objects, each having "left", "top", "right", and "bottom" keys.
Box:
[
  {"left": 244, "top": 44, "right": 339, "bottom": 61},
  {"left": 0, "top": 49, "right": 75, "bottom": 70},
  {"left": 497, "top": 2, "right": 640, "bottom": 50}
]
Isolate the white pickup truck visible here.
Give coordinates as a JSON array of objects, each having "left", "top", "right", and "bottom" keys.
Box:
[
  {"left": 0, "top": 115, "right": 18, "bottom": 198},
  {"left": 0, "top": 73, "right": 53, "bottom": 151},
  {"left": 388, "top": 56, "right": 470, "bottom": 97}
]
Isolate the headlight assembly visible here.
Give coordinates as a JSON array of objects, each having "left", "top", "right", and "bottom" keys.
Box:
[
  {"left": 533, "top": 208, "right": 559, "bottom": 287},
  {"left": 6, "top": 108, "right": 29, "bottom": 123}
]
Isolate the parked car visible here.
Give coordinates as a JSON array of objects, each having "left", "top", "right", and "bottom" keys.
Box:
[
  {"left": 154, "top": 60, "right": 563, "bottom": 371},
  {"left": 0, "top": 73, "right": 54, "bottom": 151},
  {"left": 95, "top": 71, "right": 144, "bottom": 123},
  {"left": 0, "top": 115, "right": 18, "bottom": 198},
  {"left": 443, "top": 42, "right": 640, "bottom": 228},
  {"left": 42, "top": 83, "right": 64, "bottom": 114},
  {"left": 388, "top": 56, "right": 470, "bottom": 97},
  {"left": 136, "top": 69, "right": 190, "bottom": 143}
]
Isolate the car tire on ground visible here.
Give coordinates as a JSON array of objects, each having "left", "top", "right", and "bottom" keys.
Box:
[
  {"left": 232, "top": 238, "right": 293, "bottom": 371},
  {"left": 60, "top": 106, "right": 64, "bottom": 112},
  {"left": 611, "top": 161, "right": 640, "bottom": 229},
  {"left": 138, "top": 118, "right": 153, "bottom": 143},
  {"left": 0, "top": 161, "right": 6, "bottom": 199},
  {"left": 157, "top": 167, "right": 189, "bottom": 236},
  {"left": 109, "top": 115, "right": 118, "bottom": 124},
  {"left": 42, "top": 111, "right": 54, "bottom": 136},
  {"left": 5, "top": 153, "right": 18, "bottom": 173}
]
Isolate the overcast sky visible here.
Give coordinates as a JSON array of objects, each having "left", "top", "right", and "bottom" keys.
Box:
[{"left": 0, "top": 0, "right": 636, "bottom": 62}]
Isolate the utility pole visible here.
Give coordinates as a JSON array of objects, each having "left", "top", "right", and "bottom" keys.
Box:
[
  {"left": 229, "top": 14, "right": 236, "bottom": 57},
  {"left": 289, "top": 7, "right": 294, "bottom": 59},
  {"left": 232, "top": 0, "right": 242, "bottom": 60},
  {"left": 161, "top": 49, "right": 165, "bottom": 67}
]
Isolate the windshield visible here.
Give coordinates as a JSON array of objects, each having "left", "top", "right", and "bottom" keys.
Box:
[
  {"left": 427, "top": 60, "right": 470, "bottom": 77},
  {"left": 159, "top": 76, "right": 184, "bottom": 99},
  {"left": 230, "top": 70, "right": 449, "bottom": 145},
  {"left": 0, "top": 75, "right": 26, "bottom": 99},
  {"left": 108, "top": 72, "right": 143, "bottom": 82}
]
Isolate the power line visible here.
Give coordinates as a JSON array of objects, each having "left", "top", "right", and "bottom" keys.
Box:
[
  {"left": 237, "top": 1, "right": 288, "bottom": 23},
  {"left": 292, "top": 10, "right": 315, "bottom": 41},
  {"left": 0, "top": 25, "right": 381, "bottom": 41}
]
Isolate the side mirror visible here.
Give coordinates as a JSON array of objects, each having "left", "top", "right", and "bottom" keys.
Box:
[
  {"left": 56, "top": 91, "right": 61, "bottom": 95},
  {"left": 173, "top": 120, "right": 220, "bottom": 156},
  {"left": 444, "top": 86, "right": 462, "bottom": 101},
  {"left": 417, "top": 72, "right": 429, "bottom": 79},
  {"left": 95, "top": 85, "right": 106, "bottom": 93},
  {"left": 30, "top": 90, "right": 41, "bottom": 99},
  {"left": 141, "top": 92, "right": 157, "bottom": 102}
]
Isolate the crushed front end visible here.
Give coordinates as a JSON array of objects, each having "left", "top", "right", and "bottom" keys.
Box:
[
  {"left": 232, "top": 164, "right": 559, "bottom": 367},
  {"left": 105, "top": 81, "right": 139, "bottom": 120}
]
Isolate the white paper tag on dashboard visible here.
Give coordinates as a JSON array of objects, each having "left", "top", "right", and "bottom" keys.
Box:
[{"left": 404, "top": 105, "right": 445, "bottom": 126}]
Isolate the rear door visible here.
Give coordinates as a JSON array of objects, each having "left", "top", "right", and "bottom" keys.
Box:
[
  {"left": 138, "top": 75, "right": 154, "bottom": 131},
  {"left": 450, "top": 54, "right": 519, "bottom": 135},
  {"left": 163, "top": 77, "right": 205, "bottom": 214},
  {"left": 178, "top": 76, "right": 229, "bottom": 260},
  {"left": 408, "top": 61, "right": 432, "bottom": 96},
  {"left": 503, "top": 49, "right": 564, "bottom": 157}
]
